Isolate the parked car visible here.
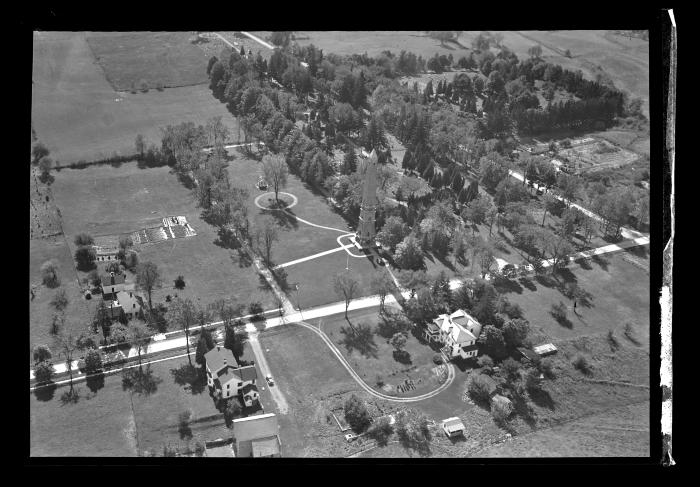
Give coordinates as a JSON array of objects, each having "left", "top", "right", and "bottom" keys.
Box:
[{"left": 265, "top": 374, "right": 274, "bottom": 386}]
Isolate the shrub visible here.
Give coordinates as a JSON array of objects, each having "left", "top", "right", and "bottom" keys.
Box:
[
  {"left": 32, "top": 344, "right": 52, "bottom": 363},
  {"left": 174, "top": 275, "right": 186, "bottom": 290},
  {"left": 88, "top": 269, "right": 102, "bottom": 290},
  {"left": 344, "top": 394, "right": 372, "bottom": 433},
  {"left": 491, "top": 397, "right": 513, "bottom": 425},
  {"left": 572, "top": 354, "right": 591, "bottom": 374},
  {"left": 34, "top": 360, "right": 55, "bottom": 383},
  {"left": 551, "top": 301, "right": 568, "bottom": 321},
  {"left": 366, "top": 416, "right": 394, "bottom": 446},
  {"left": 75, "top": 246, "right": 97, "bottom": 271},
  {"left": 124, "top": 250, "right": 139, "bottom": 271},
  {"left": 105, "top": 261, "right": 121, "bottom": 274},
  {"left": 467, "top": 373, "right": 494, "bottom": 403},
  {"left": 538, "top": 358, "right": 555, "bottom": 379},
  {"left": 74, "top": 233, "right": 95, "bottom": 246},
  {"left": 40, "top": 260, "right": 60, "bottom": 287},
  {"left": 477, "top": 354, "right": 494, "bottom": 371},
  {"left": 76, "top": 333, "right": 99, "bottom": 351},
  {"left": 500, "top": 358, "right": 521, "bottom": 383},
  {"left": 248, "top": 301, "right": 263, "bottom": 319}
]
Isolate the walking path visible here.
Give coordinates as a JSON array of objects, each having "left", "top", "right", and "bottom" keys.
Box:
[
  {"left": 239, "top": 31, "right": 276, "bottom": 50},
  {"left": 273, "top": 244, "right": 356, "bottom": 269}
]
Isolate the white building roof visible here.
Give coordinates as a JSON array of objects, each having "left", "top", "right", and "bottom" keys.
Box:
[{"left": 434, "top": 309, "right": 481, "bottom": 344}]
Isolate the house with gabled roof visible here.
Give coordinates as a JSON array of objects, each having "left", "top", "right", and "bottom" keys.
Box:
[
  {"left": 232, "top": 413, "right": 281, "bottom": 458},
  {"left": 205, "top": 346, "right": 259, "bottom": 405},
  {"left": 426, "top": 309, "right": 482, "bottom": 360}
]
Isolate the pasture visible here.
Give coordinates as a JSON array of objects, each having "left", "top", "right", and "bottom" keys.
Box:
[
  {"left": 86, "top": 32, "right": 210, "bottom": 91},
  {"left": 291, "top": 31, "right": 471, "bottom": 59},
  {"left": 50, "top": 161, "right": 277, "bottom": 313},
  {"left": 32, "top": 32, "right": 239, "bottom": 165}
]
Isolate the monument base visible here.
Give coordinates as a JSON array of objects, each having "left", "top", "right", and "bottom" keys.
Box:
[{"left": 350, "top": 235, "right": 379, "bottom": 251}]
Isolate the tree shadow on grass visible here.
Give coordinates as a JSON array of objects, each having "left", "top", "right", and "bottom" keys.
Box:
[
  {"left": 625, "top": 244, "right": 648, "bottom": 259},
  {"left": 555, "top": 268, "right": 577, "bottom": 284},
  {"left": 60, "top": 387, "right": 81, "bottom": 406},
  {"left": 493, "top": 276, "right": 523, "bottom": 295},
  {"left": 534, "top": 274, "right": 557, "bottom": 288},
  {"left": 339, "top": 323, "right": 378, "bottom": 359},
  {"left": 258, "top": 273, "right": 273, "bottom": 293},
  {"left": 433, "top": 253, "right": 456, "bottom": 273},
  {"left": 518, "top": 277, "right": 537, "bottom": 292},
  {"left": 528, "top": 386, "right": 555, "bottom": 410},
  {"left": 33, "top": 383, "right": 57, "bottom": 402},
  {"left": 122, "top": 365, "right": 162, "bottom": 396},
  {"left": 233, "top": 249, "right": 253, "bottom": 268},
  {"left": 265, "top": 208, "right": 299, "bottom": 231},
  {"left": 170, "top": 363, "right": 207, "bottom": 395},
  {"left": 86, "top": 372, "right": 105, "bottom": 394},
  {"left": 213, "top": 227, "right": 242, "bottom": 250},
  {"left": 511, "top": 391, "right": 537, "bottom": 428},
  {"left": 550, "top": 311, "right": 573, "bottom": 329},
  {"left": 591, "top": 254, "right": 609, "bottom": 271},
  {"left": 574, "top": 257, "right": 593, "bottom": 270}
]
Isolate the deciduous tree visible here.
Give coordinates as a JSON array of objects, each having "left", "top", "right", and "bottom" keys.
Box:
[
  {"left": 261, "top": 154, "right": 288, "bottom": 203},
  {"left": 333, "top": 272, "right": 360, "bottom": 320},
  {"left": 136, "top": 261, "right": 162, "bottom": 312},
  {"left": 166, "top": 297, "right": 197, "bottom": 366}
]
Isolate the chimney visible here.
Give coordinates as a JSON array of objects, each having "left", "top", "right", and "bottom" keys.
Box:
[{"left": 110, "top": 272, "right": 115, "bottom": 285}]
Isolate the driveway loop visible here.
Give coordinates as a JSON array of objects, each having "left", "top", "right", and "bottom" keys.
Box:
[{"left": 254, "top": 192, "right": 298, "bottom": 211}]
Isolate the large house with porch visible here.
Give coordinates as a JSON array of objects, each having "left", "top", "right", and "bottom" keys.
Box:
[
  {"left": 205, "top": 346, "right": 259, "bottom": 407},
  {"left": 100, "top": 272, "right": 143, "bottom": 321},
  {"left": 424, "top": 309, "right": 482, "bottom": 360}
]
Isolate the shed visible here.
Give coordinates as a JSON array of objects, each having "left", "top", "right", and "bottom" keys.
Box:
[
  {"left": 517, "top": 347, "right": 540, "bottom": 363},
  {"left": 533, "top": 343, "right": 558, "bottom": 356},
  {"left": 441, "top": 417, "right": 466, "bottom": 438}
]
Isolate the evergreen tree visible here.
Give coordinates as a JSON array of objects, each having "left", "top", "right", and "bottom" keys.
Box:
[{"left": 342, "top": 147, "right": 357, "bottom": 175}]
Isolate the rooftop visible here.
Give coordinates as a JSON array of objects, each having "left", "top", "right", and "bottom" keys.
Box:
[
  {"left": 100, "top": 273, "right": 126, "bottom": 287},
  {"left": 233, "top": 413, "right": 279, "bottom": 443},
  {"left": 205, "top": 346, "right": 238, "bottom": 373},
  {"left": 251, "top": 436, "right": 281, "bottom": 457}
]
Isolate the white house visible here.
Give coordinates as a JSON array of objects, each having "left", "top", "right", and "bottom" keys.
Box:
[
  {"left": 425, "top": 309, "right": 482, "bottom": 360},
  {"left": 205, "top": 346, "right": 259, "bottom": 405},
  {"left": 441, "top": 417, "right": 466, "bottom": 438}
]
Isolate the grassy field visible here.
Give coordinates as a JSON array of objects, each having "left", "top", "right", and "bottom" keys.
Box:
[
  {"left": 319, "top": 306, "right": 445, "bottom": 398},
  {"left": 29, "top": 236, "right": 95, "bottom": 360},
  {"left": 476, "top": 401, "right": 649, "bottom": 457},
  {"left": 292, "top": 31, "right": 471, "bottom": 59},
  {"left": 86, "top": 32, "right": 210, "bottom": 91},
  {"left": 32, "top": 32, "right": 239, "bottom": 164},
  {"left": 503, "top": 251, "right": 650, "bottom": 347},
  {"left": 50, "top": 161, "right": 277, "bottom": 313}
]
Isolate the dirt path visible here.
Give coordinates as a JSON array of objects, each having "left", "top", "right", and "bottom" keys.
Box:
[{"left": 247, "top": 330, "right": 289, "bottom": 414}]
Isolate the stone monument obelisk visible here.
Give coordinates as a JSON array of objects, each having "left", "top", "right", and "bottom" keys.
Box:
[{"left": 356, "top": 149, "right": 378, "bottom": 249}]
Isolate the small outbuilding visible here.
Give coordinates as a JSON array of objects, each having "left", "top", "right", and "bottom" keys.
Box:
[{"left": 441, "top": 417, "right": 466, "bottom": 438}]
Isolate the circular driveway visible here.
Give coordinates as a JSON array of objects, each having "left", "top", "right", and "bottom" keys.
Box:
[{"left": 254, "top": 192, "right": 298, "bottom": 210}]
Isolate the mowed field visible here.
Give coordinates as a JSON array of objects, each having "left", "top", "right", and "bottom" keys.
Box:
[
  {"left": 292, "top": 31, "right": 471, "bottom": 59},
  {"left": 29, "top": 236, "right": 95, "bottom": 358},
  {"left": 86, "top": 32, "right": 210, "bottom": 90},
  {"left": 32, "top": 32, "right": 239, "bottom": 165},
  {"left": 50, "top": 161, "right": 277, "bottom": 311}
]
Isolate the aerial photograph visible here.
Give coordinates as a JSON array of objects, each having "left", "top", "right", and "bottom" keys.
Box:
[{"left": 30, "top": 29, "right": 652, "bottom": 458}]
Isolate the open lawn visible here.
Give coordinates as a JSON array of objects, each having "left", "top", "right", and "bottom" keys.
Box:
[
  {"left": 29, "top": 236, "right": 95, "bottom": 361},
  {"left": 50, "top": 161, "right": 277, "bottom": 313},
  {"left": 293, "top": 31, "right": 471, "bottom": 59},
  {"left": 32, "top": 32, "right": 239, "bottom": 164},
  {"left": 86, "top": 32, "right": 210, "bottom": 91},
  {"left": 500, "top": 251, "right": 650, "bottom": 347},
  {"left": 225, "top": 156, "right": 381, "bottom": 309},
  {"left": 319, "top": 306, "right": 446, "bottom": 398}
]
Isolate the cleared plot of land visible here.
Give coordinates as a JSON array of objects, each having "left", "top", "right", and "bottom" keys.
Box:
[
  {"left": 293, "top": 31, "right": 471, "bottom": 59},
  {"left": 86, "top": 32, "right": 210, "bottom": 90},
  {"left": 50, "top": 162, "right": 276, "bottom": 311},
  {"left": 29, "top": 236, "right": 95, "bottom": 360},
  {"left": 476, "top": 401, "right": 649, "bottom": 457},
  {"left": 32, "top": 32, "right": 239, "bottom": 164}
]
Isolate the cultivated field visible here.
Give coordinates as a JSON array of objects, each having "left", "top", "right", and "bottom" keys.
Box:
[
  {"left": 291, "top": 31, "right": 471, "bottom": 59},
  {"left": 50, "top": 161, "right": 277, "bottom": 312},
  {"left": 32, "top": 32, "right": 239, "bottom": 164},
  {"left": 86, "top": 32, "right": 210, "bottom": 91}
]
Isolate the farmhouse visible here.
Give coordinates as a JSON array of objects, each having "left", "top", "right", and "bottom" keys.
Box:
[
  {"left": 94, "top": 246, "right": 119, "bottom": 262},
  {"left": 101, "top": 271, "right": 127, "bottom": 295},
  {"left": 205, "top": 346, "right": 259, "bottom": 406},
  {"left": 100, "top": 272, "right": 143, "bottom": 321},
  {"left": 424, "top": 309, "right": 482, "bottom": 360},
  {"left": 232, "top": 413, "right": 282, "bottom": 458}
]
